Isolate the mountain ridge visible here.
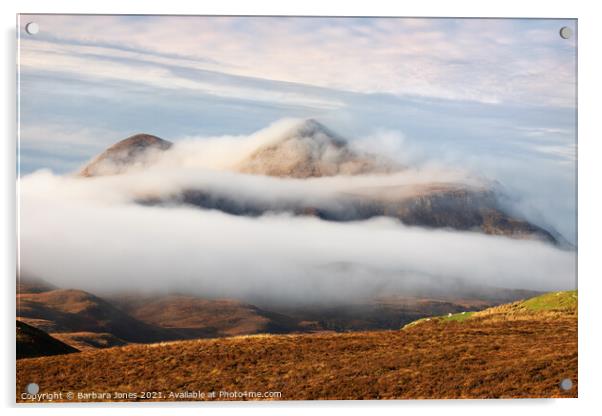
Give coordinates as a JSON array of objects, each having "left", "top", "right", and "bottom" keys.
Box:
[
  {"left": 77, "top": 121, "right": 564, "bottom": 244},
  {"left": 16, "top": 275, "right": 541, "bottom": 348}
]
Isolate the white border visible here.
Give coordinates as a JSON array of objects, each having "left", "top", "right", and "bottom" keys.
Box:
[{"left": 2, "top": 1, "right": 601, "bottom": 415}]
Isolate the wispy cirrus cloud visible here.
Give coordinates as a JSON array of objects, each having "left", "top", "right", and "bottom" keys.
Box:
[
  {"left": 19, "top": 39, "right": 345, "bottom": 110},
  {"left": 19, "top": 15, "right": 576, "bottom": 106}
]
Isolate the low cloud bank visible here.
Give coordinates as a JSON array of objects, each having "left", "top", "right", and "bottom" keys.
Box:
[{"left": 19, "top": 167, "right": 575, "bottom": 304}]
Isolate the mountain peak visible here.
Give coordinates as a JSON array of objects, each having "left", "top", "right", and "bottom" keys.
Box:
[
  {"left": 79, "top": 133, "right": 172, "bottom": 177},
  {"left": 237, "top": 119, "right": 397, "bottom": 178},
  {"left": 106, "top": 133, "right": 172, "bottom": 152},
  {"left": 273, "top": 118, "right": 347, "bottom": 149}
]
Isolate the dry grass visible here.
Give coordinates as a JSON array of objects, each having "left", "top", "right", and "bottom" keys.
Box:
[
  {"left": 17, "top": 310, "right": 577, "bottom": 401},
  {"left": 109, "top": 295, "right": 300, "bottom": 338},
  {"left": 16, "top": 289, "right": 177, "bottom": 343},
  {"left": 49, "top": 332, "right": 127, "bottom": 352}
]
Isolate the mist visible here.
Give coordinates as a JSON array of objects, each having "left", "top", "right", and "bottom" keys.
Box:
[{"left": 18, "top": 123, "right": 576, "bottom": 304}]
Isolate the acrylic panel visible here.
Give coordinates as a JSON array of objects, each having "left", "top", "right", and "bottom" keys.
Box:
[{"left": 16, "top": 15, "right": 577, "bottom": 402}]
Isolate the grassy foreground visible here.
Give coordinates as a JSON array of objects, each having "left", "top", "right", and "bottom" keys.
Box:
[
  {"left": 403, "top": 290, "right": 577, "bottom": 329},
  {"left": 17, "top": 291, "right": 577, "bottom": 401}
]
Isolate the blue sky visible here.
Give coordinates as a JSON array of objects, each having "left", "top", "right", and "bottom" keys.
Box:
[{"left": 17, "top": 15, "right": 576, "bottom": 242}]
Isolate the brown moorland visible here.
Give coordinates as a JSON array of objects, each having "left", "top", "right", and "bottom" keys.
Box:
[
  {"left": 17, "top": 274, "right": 539, "bottom": 352},
  {"left": 109, "top": 294, "right": 302, "bottom": 338},
  {"left": 16, "top": 291, "right": 577, "bottom": 401},
  {"left": 17, "top": 289, "right": 178, "bottom": 344},
  {"left": 16, "top": 320, "right": 79, "bottom": 359}
]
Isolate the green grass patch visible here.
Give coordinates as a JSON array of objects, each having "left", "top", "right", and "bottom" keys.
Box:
[
  {"left": 519, "top": 290, "right": 577, "bottom": 312},
  {"left": 440, "top": 311, "right": 475, "bottom": 322},
  {"left": 401, "top": 290, "right": 577, "bottom": 330},
  {"left": 402, "top": 311, "right": 475, "bottom": 330}
]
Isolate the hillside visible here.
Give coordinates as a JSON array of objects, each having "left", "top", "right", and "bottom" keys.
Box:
[
  {"left": 15, "top": 275, "right": 543, "bottom": 352},
  {"left": 154, "top": 182, "right": 557, "bottom": 242},
  {"left": 402, "top": 290, "right": 577, "bottom": 329},
  {"left": 17, "top": 289, "right": 177, "bottom": 344},
  {"left": 110, "top": 289, "right": 533, "bottom": 334},
  {"left": 17, "top": 275, "right": 57, "bottom": 294},
  {"left": 16, "top": 320, "right": 79, "bottom": 359},
  {"left": 16, "top": 291, "right": 577, "bottom": 401},
  {"left": 49, "top": 332, "right": 128, "bottom": 352},
  {"left": 109, "top": 294, "right": 302, "bottom": 338},
  {"left": 16, "top": 277, "right": 307, "bottom": 344}
]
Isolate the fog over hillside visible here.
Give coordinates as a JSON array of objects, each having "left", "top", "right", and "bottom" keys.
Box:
[{"left": 18, "top": 119, "right": 576, "bottom": 304}]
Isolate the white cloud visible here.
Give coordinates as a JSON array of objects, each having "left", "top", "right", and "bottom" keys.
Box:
[
  {"left": 531, "top": 143, "right": 577, "bottom": 162},
  {"left": 18, "top": 124, "right": 576, "bottom": 304},
  {"left": 19, "top": 39, "right": 344, "bottom": 110},
  {"left": 19, "top": 15, "right": 576, "bottom": 106},
  {"left": 18, "top": 172, "right": 576, "bottom": 303}
]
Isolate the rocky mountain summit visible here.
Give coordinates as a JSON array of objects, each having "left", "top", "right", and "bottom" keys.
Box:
[
  {"left": 78, "top": 120, "right": 561, "bottom": 243},
  {"left": 79, "top": 133, "right": 172, "bottom": 177},
  {"left": 237, "top": 119, "right": 397, "bottom": 177}
]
